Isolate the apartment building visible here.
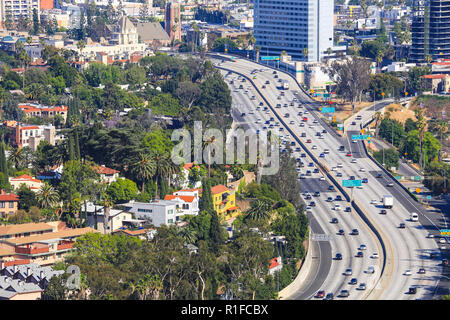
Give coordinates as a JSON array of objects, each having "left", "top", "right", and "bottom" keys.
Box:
[
  {"left": 123, "top": 200, "right": 183, "bottom": 227},
  {"left": 254, "top": 0, "right": 334, "bottom": 61},
  {"left": 18, "top": 103, "right": 68, "bottom": 122},
  {"left": 165, "top": 1, "right": 181, "bottom": 42},
  {"left": 0, "top": 0, "right": 40, "bottom": 28},
  {"left": 0, "top": 190, "right": 19, "bottom": 218},
  {"left": 411, "top": 0, "right": 450, "bottom": 62},
  {"left": 0, "top": 222, "right": 97, "bottom": 267},
  {"left": 11, "top": 123, "right": 56, "bottom": 151}
]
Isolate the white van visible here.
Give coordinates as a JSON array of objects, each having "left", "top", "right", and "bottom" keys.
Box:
[{"left": 411, "top": 213, "right": 419, "bottom": 222}]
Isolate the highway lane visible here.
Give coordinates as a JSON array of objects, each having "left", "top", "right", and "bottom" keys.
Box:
[
  {"left": 214, "top": 55, "right": 442, "bottom": 300},
  {"left": 220, "top": 67, "right": 380, "bottom": 300}
]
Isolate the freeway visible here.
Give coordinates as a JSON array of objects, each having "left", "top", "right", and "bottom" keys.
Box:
[
  {"left": 213, "top": 54, "right": 443, "bottom": 300},
  {"left": 220, "top": 69, "right": 381, "bottom": 300}
]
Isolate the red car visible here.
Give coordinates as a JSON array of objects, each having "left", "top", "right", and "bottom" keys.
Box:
[
  {"left": 302, "top": 117, "right": 308, "bottom": 122},
  {"left": 346, "top": 152, "right": 352, "bottom": 157},
  {"left": 316, "top": 290, "right": 326, "bottom": 298},
  {"left": 306, "top": 139, "right": 312, "bottom": 143}
]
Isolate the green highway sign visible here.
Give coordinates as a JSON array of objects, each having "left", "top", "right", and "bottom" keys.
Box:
[
  {"left": 321, "top": 107, "right": 335, "bottom": 113},
  {"left": 342, "top": 180, "right": 362, "bottom": 187},
  {"left": 414, "top": 176, "right": 422, "bottom": 181},
  {"left": 352, "top": 135, "right": 371, "bottom": 140},
  {"left": 261, "top": 56, "right": 280, "bottom": 61}
]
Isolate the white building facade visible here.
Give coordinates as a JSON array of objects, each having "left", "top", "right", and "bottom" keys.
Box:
[{"left": 254, "top": 0, "right": 334, "bottom": 62}]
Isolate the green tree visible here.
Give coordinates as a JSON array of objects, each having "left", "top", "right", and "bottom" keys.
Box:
[
  {"left": 17, "top": 183, "right": 38, "bottom": 211},
  {"left": 106, "top": 178, "right": 138, "bottom": 203},
  {"left": 36, "top": 183, "right": 60, "bottom": 209},
  {"left": 373, "top": 148, "right": 399, "bottom": 169},
  {"left": 129, "top": 153, "right": 156, "bottom": 192}
]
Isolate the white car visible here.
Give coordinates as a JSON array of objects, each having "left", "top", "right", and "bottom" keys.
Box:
[
  {"left": 370, "top": 200, "right": 378, "bottom": 205},
  {"left": 332, "top": 167, "right": 337, "bottom": 171},
  {"left": 306, "top": 206, "right": 312, "bottom": 213},
  {"left": 312, "top": 145, "right": 317, "bottom": 150},
  {"left": 320, "top": 176, "right": 326, "bottom": 181},
  {"left": 440, "top": 238, "right": 447, "bottom": 244},
  {"left": 351, "top": 159, "right": 357, "bottom": 163},
  {"left": 404, "top": 270, "right": 412, "bottom": 276},
  {"left": 334, "top": 204, "right": 342, "bottom": 211},
  {"left": 352, "top": 140, "right": 357, "bottom": 143},
  {"left": 345, "top": 268, "right": 352, "bottom": 276},
  {"left": 367, "top": 266, "right": 375, "bottom": 274},
  {"left": 324, "top": 149, "right": 330, "bottom": 154},
  {"left": 371, "top": 253, "right": 379, "bottom": 259},
  {"left": 359, "top": 168, "right": 366, "bottom": 172},
  {"left": 427, "top": 233, "right": 434, "bottom": 238},
  {"left": 360, "top": 244, "right": 367, "bottom": 250},
  {"left": 337, "top": 163, "right": 343, "bottom": 168}
]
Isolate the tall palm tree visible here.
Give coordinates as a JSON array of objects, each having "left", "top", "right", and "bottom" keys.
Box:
[
  {"left": 152, "top": 152, "right": 170, "bottom": 199},
  {"left": 374, "top": 111, "right": 382, "bottom": 137},
  {"left": 178, "top": 226, "right": 197, "bottom": 244},
  {"left": 415, "top": 109, "right": 427, "bottom": 168},
  {"left": 36, "top": 183, "right": 60, "bottom": 209},
  {"left": 130, "top": 153, "right": 156, "bottom": 193},
  {"left": 9, "top": 147, "right": 25, "bottom": 170},
  {"left": 302, "top": 47, "right": 309, "bottom": 61},
  {"left": 245, "top": 199, "right": 272, "bottom": 221}
]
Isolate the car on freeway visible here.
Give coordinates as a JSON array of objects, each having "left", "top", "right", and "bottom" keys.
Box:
[
  {"left": 313, "top": 168, "right": 319, "bottom": 173},
  {"left": 340, "top": 290, "right": 350, "bottom": 298},
  {"left": 370, "top": 200, "right": 378, "bottom": 205},
  {"left": 304, "top": 110, "right": 309, "bottom": 114},
  {"left": 360, "top": 244, "right": 367, "bottom": 250},
  {"left": 427, "top": 233, "right": 434, "bottom": 238},
  {"left": 322, "top": 129, "right": 327, "bottom": 134},
  {"left": 276, "top": 103, "right": 281, "bottom": 108},
  {"left": 337, "top": 172, "right": 343, "bottom": 177},
  {"left": 351, "top": 121, "right": 356, "bottom": 125},
  {"left": 301, "top": 153, "right": 306, "bottom": 157},
  {"left": 418, "top": 268, "right": 426, "bottom": 274},
  {"left": 352, "top": 140, "right": 357, "bottom": 143},
  {"left": 299, "top": 122, "right": 305, "bottom": 127},
  {"left": 404, "top": 270, "right": 412, "bottom": 276},
  {"left": 298, "top": 111, "right": 303, "bottom": 116},
  {"left": 346, "top": 152, "right": 352, "bottom": 157},
  {"left": 344, "top": 268, "right": 352, "bottom": 276},
  {"left": 339, "top": 146, "right": 345, "bottom": 151},
  {"left": 362, "top": 178, "right": 369, "bottom": 183},
  {"left": 309, "top": 201, "right": 316, "bottom": 207},
  {"left": 376, "top": 173, "right": 383, "bottom": 178},
  {"left": 345, "top": 207, "right": 351, "bottom": 212},
  {"left": 241, "top": 113, "right": 246, "bottom": 117},
  {"left": 313, "top": 120, "right": 318, "bottom": 124},
  {"left": 440, "top": 237, "right": 447, "bottom": 244},
  {"left": 349, "top": 278, "right": 358, "bottom": 285},
  {"left": 335, "top": 253, "right": 342, "bottom": 260},
  {"left": 337, "top": 163, "right": 343, "bottom": 168},
  {"left": 324, "top": 149, "right": 330, "bottom": 154},
  {"left": 328, "top": 185, "right": 335, "bottom": 191},
  {"left": 399, "top": 223, "right": 406, "bottom": 229},
  {"left": 331, "top": 218, "right": 339, "bottom": 224},
  {"left": 335, "top": 195, "right": 342, "bottom": 201},
  {"left": 306, "top": 206, "right": 312, "bottom": 213},
  {"left": 313, "top": 191, "right": 321, "bottom": 197},
  {"left": 332, "top": 167, "right": 337, "bottom": 171},
  {"left": 386, "top": 182, "right": 394, "bottom": 187},
  {"left": 367, "top": 266, "right": 375, "bottom": 274},
  {"left": 356, "top": 251, "right": 364, "bottom": 258},
  {"left": 308, "top": 162, "right": 314, "bottom": 167},
  {"left": 312, "top": 145, "right": 317, "bottom": 150},
  {"left": 306, "top": 139, "right": 312, "bottom": 143},
  {"left": 380, "top": 209, "right": 387, "bottom": 215},
  {"left": 320, "top": 176, "right": 326, "bottom": 181},
  {"left": 306, "top": 170, "right": 312, "bottom": 176},
  {"left": 290, "top": 120, "right": 295, "bottom": 124},
  {"left": 316, "top": 291, "right": 326, "bottom": 298},
  {"left": 261, "top": 85, "right": 266, "bottom": 89},
  {"left": 338, "top": 229, "right": 345, "bottom": 235},
  {"left": 335, "top": 204, "right": 342, "bottom": 211},
  {"left": 319, "top": 153, "right": 325, "bottom": 158},
  {"left": 327, "top": 196, "right": 333, "bottom": 202},
  {"left": 349, "top": 176, "right": 356, "bottom": 180},
  {"left": 360, "top": 168, "right": 366, "bottom": 172},
  {"left": 371, "top": 253, "right": 379, "bottom": 259},
  {"left": 302, "top": 117, "right": 308, "bottom": 122},
  {"left": 409, "top": 287, "right": 417, "bottom": 295},
  {"left": 325, "top": 293, "right": 334, "bottom": 300},
  {"left": 351, "top": 229, "right": 359, "bottom": 235},
  {"left": 358, "top": 283, "right": 366, "bottom": 291},
  {"left": 351, "top": 158, "right": 357, "bottom": 163}
]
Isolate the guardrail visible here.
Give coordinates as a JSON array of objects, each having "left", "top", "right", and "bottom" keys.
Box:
[{"left": 216, "top": 63, "right": 389, "bottom": 299}]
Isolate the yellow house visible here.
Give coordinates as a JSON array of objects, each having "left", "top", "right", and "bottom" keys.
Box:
[{"left": 210, "top": 185, "right": 239, "bottom": 220}]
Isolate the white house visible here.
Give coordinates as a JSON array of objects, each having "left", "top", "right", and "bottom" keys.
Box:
[
  {"left": 174, "top": 163, "right": 202, "bottom": 189},
  {"left": 163, "top": 194, "right": 199, "bottom": 216},
  {"left": 9, "top": 175, "right": 43, "bottom": 192},
  {"left": 83, "top": 202, "right": 132, "bottom": 234},
  {"left": 268, "top": 256, "right": 283, "bottom": 275},
  {"left": 122, "top": 200, "right": 179, "bottom": 227}
]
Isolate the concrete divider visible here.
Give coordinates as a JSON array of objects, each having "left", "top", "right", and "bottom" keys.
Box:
[{"left": 278, "top": 232, "right": 312, "bottom": 299}]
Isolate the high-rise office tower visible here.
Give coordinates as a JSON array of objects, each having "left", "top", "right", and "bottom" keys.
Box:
[
  {"left": 254, "top": 0, "right": 334, "bottom": 62},
  {"left": 165, "top": 1, "right": 181, "bottom": 43},
  {"left": 411, "top": 0, "right": 450, "bottom": 62}
]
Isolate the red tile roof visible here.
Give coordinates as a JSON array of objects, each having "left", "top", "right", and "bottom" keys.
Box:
[
  {"left": 269, "top": 257, "right": 281, "bottom": 269},
  {"left": 93, "top": 165, "right": 120, "bottom": 175},
  {"left": 0, "top": 190, "right": 19, "bottom": 202},
  {"left": 10, "top": 174, "right": 42, "bottom": 184},
  {"left": 164, "top": 195, "right": 195, "bottom": 203},
  {"left": 211, "top": 184, "right": 230, "bottom": 194},
  {"left": 421, "top": 74, "right": 447, "bottom": 79}
]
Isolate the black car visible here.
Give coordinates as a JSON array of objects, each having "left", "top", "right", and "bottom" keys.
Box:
[
  {"left": 322, "top": 129, "right": 327, "bottom": 134},
  {"left": 338, "top": 229, "right": 345, "bottom": 235},
  {"left": 349, "top": 278, "right": 357, "bottom": 285},
  {"left": 310, "top": 201, "right": 316, "bottom": 207},
  {"left": 376, "top": 173, "right": 383, "bottom": 178},
  {"left": 301, "top": 153, "right": 306, "bottom": 158},
  {"left": 409, "top": 287, "right": 417, "bottom": 294},
  {"left": 331, "top": 218, "right": 339, "bottom": 224},
  {"left": 305, "top": 194, "right": 312, "bottom": 200},
  {"left": 327, "top": 197, "right": 333, "bottom": 202},
  {"left": 241, "top": 113, "right": 246, "bottom": 117},
  {"left": 328, "top": 185, "right": 335, "bottom": 191},
  {"left": 356, "top": 251, "right": 364, "bottom": 258},
  {"left": 352, "top": 229, "right": 359, "bottom": 235},
  {"left": 399, "top": 223, "right": 405, "bottom": 229},
  {"left": 349, "top": 176, "right": 356, "bottom": 180},
  {"left": 339, "top": 146, "right": 345, "bottom": 151},
  {"left": 345, "top": 207, "right": 351, "bottom": 212},
  {"left": 325, "top": 293, "right": 334, "bottom": 300},
  {"left": 335, "top": 253, "right": 342, "bottom": 260},
  {"left": 313, "top": 168, "right": 319, "bottom": 173},
  {"left": 335, "top": 195, "right": 342, "bottom": 201},
  {"left": 418, "top": 268, "right": 426, "bottom": 274},
  {"left": 273, "top": 71, "right": 277, "bottom": 74},
  {"left": 380, "top": 209, "right": 387, "bottom": 215}
]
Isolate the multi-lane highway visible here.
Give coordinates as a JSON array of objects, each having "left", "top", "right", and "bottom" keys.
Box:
[{"left": 213, "top": 54, "right": 445, "bottom": 300}]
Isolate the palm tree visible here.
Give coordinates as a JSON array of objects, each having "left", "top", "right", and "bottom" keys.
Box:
[
  {"left": 130, "top": 153, "right": 156, "bottom": 193},
  {"left": 36, "top": 183, "right": 60, "bottom": 209},
  {"left": 152, "top": 152, "right": 170, "bottom": 199},
  {"left": 374, "top": 111, "right": 382, "bottom": 137},
  {"left": 245, "top": 199, "right": 272, "bottom": 221},
  {"left": 302, "top": 47, "right": 309, "bottom": 61},
  {"left": 415, "top": 109, "right": 427, "bottom": 168},
  {"left": 425, "top": 54, "right": 433, "bottom": 64},
  {"left": 9, "top": 147, "right": 25, "bottom": 170},
  {"left": 376, "top": 52, "right": 383, "bottom": 71},
  {"left": 203, "top": 136, "right": 216, "bottom": 178},
  {"left": 178, "top": 226, "right": 197, "bottom": 244}
]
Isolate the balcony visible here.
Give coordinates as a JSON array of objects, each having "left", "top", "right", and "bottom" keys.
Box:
[
  {"left": 57, "top": 241, "right": 74, "bottom": 251},
  {"left": 15, "top": 245, "right": 49, "bottom": 255}
]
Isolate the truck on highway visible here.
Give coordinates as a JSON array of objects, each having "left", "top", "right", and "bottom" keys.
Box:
[
  {"left": 281, "top": 79, "right": 289, "bottom": 90},
  {"left": 383, "top": 195, "right": 393, "bottom": 208}
]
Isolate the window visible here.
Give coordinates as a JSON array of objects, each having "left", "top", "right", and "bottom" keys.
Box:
[
  {"left": 0, "top": 202, "right": 4, "bottom": 208},
  {"left": 168, "top": 219, "right": 173, "bottom": 224},
  {"left": 9, "top": 202, "right": 13, "bottom": 208},
  {"left": 168, "top": 209, "right": 173, "bottom": 215}
]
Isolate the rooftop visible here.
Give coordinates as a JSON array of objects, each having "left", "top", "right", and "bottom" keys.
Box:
[{"left": 0, "top": 222, "right": 52, "bottom": 237}]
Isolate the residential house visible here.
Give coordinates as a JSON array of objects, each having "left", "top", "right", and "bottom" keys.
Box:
[
  {"left": 268, "top": 256, "right": 283, "bottom": 275},
  {"left": 163, "top": 194, "right": 199, "bottom": 216},
  {"left": 18, "top": 103, "right": 68, "bottom": 122},
  {"left": 209, "top": 184, "right": 239, "bottom": 220},
  {"left": 122, "top": 200, "right": 184, "bottom": 227},
  {"left": 9, "top": 175, "right": 43, "bottom": 193},
  {"left": 8, "top": 123, "right": 56, "bottom": 151},
  {"left": 83, "top": 202, "right": 132, "bottom": 234},
  {"left": 0, "top": 190, "right": 19, "bottom": 218},
  {"left": 92, "top": 165, "right": 120, "bottom": 184}
]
